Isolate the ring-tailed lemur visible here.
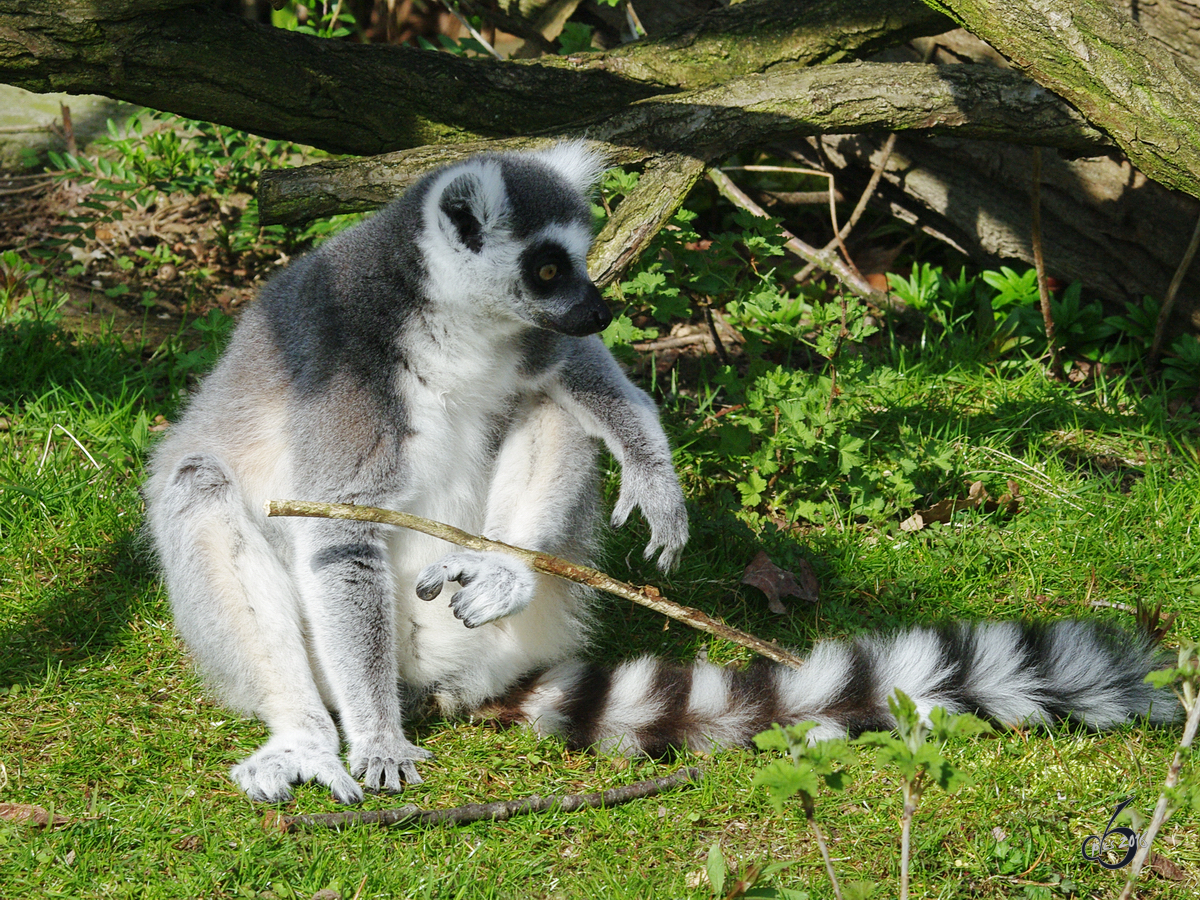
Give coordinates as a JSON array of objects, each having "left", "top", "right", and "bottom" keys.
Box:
[{"left": 145, "top": 144, "right": 1175, "bottom": 805}]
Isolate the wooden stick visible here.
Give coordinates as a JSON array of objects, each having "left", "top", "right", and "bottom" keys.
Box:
[
  {"left": 1149, "top": 210, "right": 1200, "bottom": 366},
  {"left": 263, "top": 766, "right": 702, "bottom": 832},
  {"left": 266, "top": 499, "right": 805, "bottom": 669},
  {"left": 1030, "top": 147, "right": 1065, "bottom": 380},
  {"left": 706, "top": 168, "right": 884, "bottom": 304}
]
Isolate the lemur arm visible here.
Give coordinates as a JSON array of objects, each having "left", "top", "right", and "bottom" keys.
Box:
[{"left": 545, "top": 335, "right": 689, "bottom": 570}]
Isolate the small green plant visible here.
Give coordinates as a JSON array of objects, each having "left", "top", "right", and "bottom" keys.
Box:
[
  {"left": 854, "top": 692, "right": 991, "bottom": 900},
  {"left": 272, "top": 0, "right": 358, "bottom": 39},
  {"left": 980, "top": 265, "right": 1040, "bottom": 312},
  {"left": 702, "top": 841, "right": 806, "bottom": 900},
  {"left": 558, "top": 22, "right": 598, "bottom": 54},
  {"left": 752, "top": 722, "right": 853, "bottom": 899},
  {"left": 1117, "top": 641, "right": 1200, "bottom": 899},
  {"left": 0, "top": 251, "right": 67, "bottom": 322},
  {"left": 148, "top": 308, "right": 237, "bottom": 400},
  {"left": 1161, "top": 334, "right": 1200, "bottom": 400}
]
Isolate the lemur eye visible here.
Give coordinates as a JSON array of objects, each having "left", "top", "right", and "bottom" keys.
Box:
[{"left": 538, "top": 263, "right": 558, "bottom": 281}]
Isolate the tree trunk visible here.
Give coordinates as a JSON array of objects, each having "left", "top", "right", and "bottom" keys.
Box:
[
  {"left": 919, "top": 0, "right": 1200, "bottom": 200},
  {"left": 817, "top": 5, "right": 1200, "bottom": 324},
  {"left": 0, "top": 0, "right": 949, "bottom": 156}
]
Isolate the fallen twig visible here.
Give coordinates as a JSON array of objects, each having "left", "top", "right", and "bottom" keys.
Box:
[
  {"left": 263, "top": 766, "right": 703, "bottom": 832},
  {"left": 631, "top": 332, "right": 711, "bottom": 352},
  {"left": 266, "top": 500, "right": 805, "bottom": 669},
  {"left": 1030, "top": 147, "right": 1065, "bottom": 380},
  {"left": 1149, "top": 210, "right": 1200, "bottom": 366},
  {"left": 796, "top": 133, "right": 898, "bottom": 286},
  {"left": 707, "top": 168, "right": 884, "bottom": 304}
]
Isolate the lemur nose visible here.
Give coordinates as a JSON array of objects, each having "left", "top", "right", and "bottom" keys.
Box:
[{"left": 593, "top": 303, "right": 613, "bottom": 332}]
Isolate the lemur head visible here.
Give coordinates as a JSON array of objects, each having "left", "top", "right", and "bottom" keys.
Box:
[{"left": 418, "top": 143, "right": 613, "bottom": 337}]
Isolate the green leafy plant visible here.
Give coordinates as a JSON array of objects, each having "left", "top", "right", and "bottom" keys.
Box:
[
  {"left": 855, "top": 692, "right": 992, "bottom": 900},
  {"left": 981, "top": 266, "right": 1039, "bottom": 312},
  {"left": 558, "top": 22, "right": 598, "bottom": 54},
  {"left": 752, "top": 722, "right": 852, "bottom": 899},
  {"left": 1117, "top": 642, "right": 1200, "bottom": 899},
  {"left": 0, "top": 251, "right": 67, "bottom": 323},
  {"left": 272, "top": 1, "right": 358, "bottom": 39},
  {"left": 45, "top": 110, "right": 353, "bottom": 297},
  {"left": 1161, "top": 334, "right": 1200, "bottom": 400},
  {"left": 703, "top": 841, "right": 807, "bottom": 900}
]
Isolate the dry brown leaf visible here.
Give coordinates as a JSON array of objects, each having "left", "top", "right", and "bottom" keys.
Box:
[
  {"left": 900, "top": 480, "right": 1021, "bottom": 531},
  {"left": 741, "top": 551, "right": 819, "bottom": 614},
  {"left": 0, "top": 802, "right": 73, "bottom": 828},
  {"left": 1148, "top": 851, "right": 1188, "bottom": 882}
]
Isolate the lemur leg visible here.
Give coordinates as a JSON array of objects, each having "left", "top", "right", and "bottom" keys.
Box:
[
  {"left": 291, "top": 511, "right": 434, "bottom": 797},
  {"left": 416, "top": 397, "right": 600, "bottom": 628},
  {"left": 149, "top": 453, "right": 363, "bottom": 804}
]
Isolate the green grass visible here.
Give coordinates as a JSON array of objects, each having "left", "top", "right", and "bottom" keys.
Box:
[{"left": 2, "top": 314, "right": 1199, "bottom": 899}]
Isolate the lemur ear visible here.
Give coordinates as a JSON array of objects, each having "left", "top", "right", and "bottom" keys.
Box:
[
  {"left": 531, "top": 141, "right": 608, "bottom": 194},
  {"left": 438, "top": 173, "right": 487, "bottom": 253}
]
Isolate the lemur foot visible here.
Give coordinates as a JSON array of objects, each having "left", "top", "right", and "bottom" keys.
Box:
[
  {"left": 347, "top": 733, "right": 434, "bottom": 793},
  {"left": 415, "top": 550, "right": 538, "bottom": 627},
  {"left": 232, "top": 731, "right": 363, "bottom": 805}
]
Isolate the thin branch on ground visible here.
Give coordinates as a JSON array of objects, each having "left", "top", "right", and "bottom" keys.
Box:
[
  {"left": 1030, "top": 147, "right": 1064, "bottom": 380},
  {"left": 707, "top": 168, "right": 884, "bottom": 304},
  {"left": 803, "top": 45, "right": 926, "bottom": 274},
  {"left": 631, "top": 332, "right": 711, "bottom": 351},
  {"left": 263, "top": 766, "right": 703, "bottom": 832},
  {"left": 703, "top": 303, "right": 730, "bottom": 366},
  {"left": 796, "top": 133, "right": 898, "bottom": 287},
  {"left": 1118, "top": 657, "right": 1200, "bottom": 899},
  {"left": 825, "top": 170, "right": 860, "bottom": 279},
  {"left": 266, "top": 500, "right": 805, "bottom": 669},
  {"left": 1149, "top": 210, "right": 1200, "bottom": 366}
]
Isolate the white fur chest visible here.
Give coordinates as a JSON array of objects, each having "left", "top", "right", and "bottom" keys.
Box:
[{"left": 396, "top": 317, "right": 528, "bottom": 526}]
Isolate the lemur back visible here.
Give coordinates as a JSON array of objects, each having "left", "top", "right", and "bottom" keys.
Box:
[{"left": 145, "top": 144, "right": 1174, "bottom": 806}]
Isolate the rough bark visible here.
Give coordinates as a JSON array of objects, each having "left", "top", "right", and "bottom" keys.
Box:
[
  {"left": 532, "top": 0, "right": 951, "bottom": 88},
  {"left": 818, "top": 132, "right": 1200, "bottom": 310},
  {"left": 0, "top": 0, "right": 949, "bottom": 156},
  {"left": 1119, "top": 0, "right": 1200, "bottom": 71},
  {"left": 920, "top": 0, "right": 1200, "bottom": 198},
  {"left": 257, "top": 60, "right": 1107, "bottom": 225},
  {"left": 821, "top": 9, "right": 1200, "bottom": 319}
]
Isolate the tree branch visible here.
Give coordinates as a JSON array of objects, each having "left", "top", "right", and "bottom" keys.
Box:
[
  {"left": 708, "top": 166, "right": 886, "bottom": 303},
  {"left": 0, "top": 0, "right": 949, "bottom": 156},
  {"left": 589, "top": 151, "right": 709, "bottom": 288},
  {"left": 262, "top": 766, "right": 703, "bottom": 832},
  {"left": 265, "top": 500, "right": 806, "bottom": 669},
  {"left": 258, "top": 60, "right": 1109, "bottom": 225},
  {"left": 920, "top": 0, "right": 1200, "bottom": 198}
]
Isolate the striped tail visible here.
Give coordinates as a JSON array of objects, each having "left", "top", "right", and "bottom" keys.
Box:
[{"left": 493, "top": 621, "right": 1177, "bottom": 754}]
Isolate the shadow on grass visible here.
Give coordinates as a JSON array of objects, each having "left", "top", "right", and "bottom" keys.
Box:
[
  {"left": 0, "top": 529, "right": 158, "bottom": 687},
  {"left": 0, "top": 319, "right": 180, "bottom": 687}
]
